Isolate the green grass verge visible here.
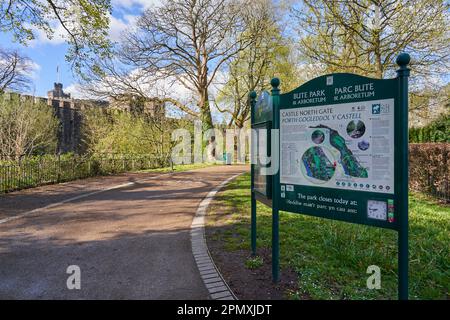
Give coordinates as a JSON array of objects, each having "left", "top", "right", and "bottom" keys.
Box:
[
  {"left": 213, "top": 173, "right": 449, "bottom": 300},
  {"left": 137, "top": 162, "right": 220, "bottom": 173}
]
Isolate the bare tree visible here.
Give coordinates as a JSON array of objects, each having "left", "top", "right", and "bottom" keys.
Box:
[
  {"left": 213, "top": 0, "right": 297, "bottom": 128},
  {"left": 84, "top": 0, "right": 261, "bottom": 131},
  {"left": 292, "top": 0, "right": 450, "bottom": 81},
  {"left": 291, "top": 0, "right": 450, "bottom": 121},
  {"left": 80, "top": 57, "right": 201, "bottom": 118},
  {"left": 0, "top": 94, "right": 58, "bottom": 160},
  {"left": 0, "top": 48, "right": 33, "bottom": 93}
]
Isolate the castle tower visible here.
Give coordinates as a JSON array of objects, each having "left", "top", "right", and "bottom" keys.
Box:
[{"left": 47, "top": 82, "right": 71, "bottom": 99}]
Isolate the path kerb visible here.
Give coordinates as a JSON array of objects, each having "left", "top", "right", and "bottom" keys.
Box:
[{"left": 191, "top": 173, "right": 243, "bottom": 300}]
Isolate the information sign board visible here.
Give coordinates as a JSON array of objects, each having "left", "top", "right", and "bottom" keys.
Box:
[{"left": 278, "top": 74, "right": 399, "bottom": 230}]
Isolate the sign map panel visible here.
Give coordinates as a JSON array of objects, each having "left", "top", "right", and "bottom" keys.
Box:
[{"left": 280, "top": 98, "right": 395, "bottom": 194}]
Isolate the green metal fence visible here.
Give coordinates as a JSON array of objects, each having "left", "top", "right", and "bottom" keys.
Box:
[{"left": 0, "top": 154, "right": 171, "bottom": 194}]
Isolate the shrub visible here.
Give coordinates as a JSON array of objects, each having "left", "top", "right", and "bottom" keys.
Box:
[
  {"left": 0, "top": 94, "right": 58, "bottom": 160},
  {"left": 409, "top": 113, "right": 449, "bottom": 143},
  {"left": 409, "top": 143, "right": 449, "bottom": 201}
]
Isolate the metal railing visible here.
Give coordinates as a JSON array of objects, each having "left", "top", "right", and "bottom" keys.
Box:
[
  {"left": 0, "top": 153, "right": 172, "bottom": 194},
  {"left": 3, "top": 148, "right": 446, "bottom": 203}
]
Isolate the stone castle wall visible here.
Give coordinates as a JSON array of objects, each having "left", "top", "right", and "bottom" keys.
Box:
[
  {"left": 5, "top": 83, "right": 164, "bottom": 154},
  {"left": 49, "top": 98, "right": 86, "bottom": 154}
]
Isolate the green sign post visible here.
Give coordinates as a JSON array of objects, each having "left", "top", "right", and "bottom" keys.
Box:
[
  {"left": 250, "top": 90, "right": 273, "bottom": 255},
  {"left": 250, "top": 53, "right": 411, "bottom": 300}
]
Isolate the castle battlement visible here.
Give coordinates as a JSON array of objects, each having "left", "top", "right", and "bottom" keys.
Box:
[{"left": 2, "top": 83, "right": 165, "bottom": 154}]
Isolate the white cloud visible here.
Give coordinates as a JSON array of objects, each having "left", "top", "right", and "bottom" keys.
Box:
[
  {"left": 108, "top": 14, "right": 139, "bottom": 42},
  {"left": 112, "top": 0, "right": 161, "bottom": 10},
  {"left": 64, "top": 67, "right": 196, "bottom": 103},
  {"left": 64, "top": 83, "right": 94, "bottom": 99},
  {"left": 109, "top": 15, "right": 129, "bottom": 42},
  {"left": 29, "top": 14, "right": 134, "bottom": 47},
  {"left": 29, "top": 22, "right": 67, "bottom": 47},
  {"left": 27, "top": 1, "right": 159, "bottom": 48},
  {"left": 27, "top": 61, "right": 41, "bottom": 80},
  {"left": 109, "top": 0, "right": 162, "bottom": 41},
  {"left": 0, "top": 54, "right": 41, "bottom": 79},
  {"left": 126, "top": 68, "right": 196, "bottom": 105}
]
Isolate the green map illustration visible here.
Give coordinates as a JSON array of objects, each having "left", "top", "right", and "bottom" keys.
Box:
[
  {"left": 302, "top": 125, "right": 368, "bottom": 181},
  {"left": 301, "top": 146, "right": 336, "bottom": 181}
]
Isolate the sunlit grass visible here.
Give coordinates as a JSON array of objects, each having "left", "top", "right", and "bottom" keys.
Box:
[
  {"left": 209, "top": 173, "right": 449, "bottom": 300},
  {"left": 137, "top": 162, "right": 220, "bottom": 173}
]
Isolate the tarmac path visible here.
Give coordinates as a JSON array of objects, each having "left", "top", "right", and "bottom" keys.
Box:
[{"left": 0, "top": 165, "right": 246, "bottom": 299}]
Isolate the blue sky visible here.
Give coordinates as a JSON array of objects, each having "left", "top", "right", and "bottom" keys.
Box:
[
  {"left": 0, "top": 0, "right": 159, "bottom": 98},
  {"left": 2, "top": 1, "right": 447, "bottom": 101}
]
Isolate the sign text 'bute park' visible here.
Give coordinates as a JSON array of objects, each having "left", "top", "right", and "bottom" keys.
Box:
[{"left": 250, "top": 53, "right": 411, "bottom": 300}]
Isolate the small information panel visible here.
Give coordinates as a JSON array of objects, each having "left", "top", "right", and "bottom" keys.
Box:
[
  {"left": 253, "top": 121, "right": 271, "bottom": 197},
  {"left": 251, "top": 91, "right": 273, "bottom": 201},
  {"left": 278, "top": 74, "right": 399, "bottom": 230},
  {"left": 254, "top": 91, "right": 272, "bottom": 123}
]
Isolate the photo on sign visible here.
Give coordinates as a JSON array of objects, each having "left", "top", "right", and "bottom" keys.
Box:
[
  {"left": 254, "top": 91, "right": 272, "bottom": 123},
  {"left": 346, "top": 120, "right": 366, "bottom": 139},
  {"left": 358, "top": 140, "right": 370, "bottom": 151},
  {"left": 301, "top": 146, "right": 336, "bottom": 183},
  {"left": 311, "top": 130, "right": 325, "bottom": 144}
]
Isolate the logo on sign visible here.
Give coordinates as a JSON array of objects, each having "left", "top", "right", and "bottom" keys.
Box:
[
  {"left": 326, "top": 76, "right": 333, "bottom": 86},
  {"left": 372, "top": 104, "right": 381, "bottom": 114},
  {"left": 372, "top": 103, "right": 390, "bottom": 114}
]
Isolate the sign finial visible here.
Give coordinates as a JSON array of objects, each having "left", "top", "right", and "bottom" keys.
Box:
[
  {"left": 396, "top": 53, "right": 411, "bottom": 68},
  {"left": 396, "top": 53, "right": 411, "bottom": 77},
  {"left": 270, "top": 77, "right": 280, "bottom": 89}
]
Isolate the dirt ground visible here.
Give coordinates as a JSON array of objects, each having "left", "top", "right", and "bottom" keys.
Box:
[
  {"left": 0, "top": 171, "right": 170, "bottom": 220},
  {"left": 206, "top": 198, "right": 302, "bottom": 300},
  {"left": 0, "top": 165, "right": 246, "bottom": 299}
]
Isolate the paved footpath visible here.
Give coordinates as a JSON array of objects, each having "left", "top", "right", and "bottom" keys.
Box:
[{"left": 0, "top": 165, "right": 246, "bottom": 299}]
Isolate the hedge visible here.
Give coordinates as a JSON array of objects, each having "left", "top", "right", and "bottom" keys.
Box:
[
  {"left": 409, "top": 114, "right": 449, "bottom": 143},
  {"left": 409, "top": 143, "right": 449, "bottom": 202}
]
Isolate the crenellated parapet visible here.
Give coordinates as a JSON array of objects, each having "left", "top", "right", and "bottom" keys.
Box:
[{"left": 2, "top": 83, "right": 165, "bottom": 154}]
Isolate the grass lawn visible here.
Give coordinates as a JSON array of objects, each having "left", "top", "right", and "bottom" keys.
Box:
[
  {"left": 211, "top": 173, "right": 449, "bottom": 300},
  {"left": 137, "top": 162, "right": 220, "bottom": 173}
]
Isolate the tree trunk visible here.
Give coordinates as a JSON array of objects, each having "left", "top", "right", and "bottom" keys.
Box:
[
  {"left": 198, "top": 86, "right": 216, "bottom": 161},
  {"left": 374, "top": 30, "right": 383, "bottom": 79},
  {"left": 199, "top": 84, "right": 213, "bottom": 130}
]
